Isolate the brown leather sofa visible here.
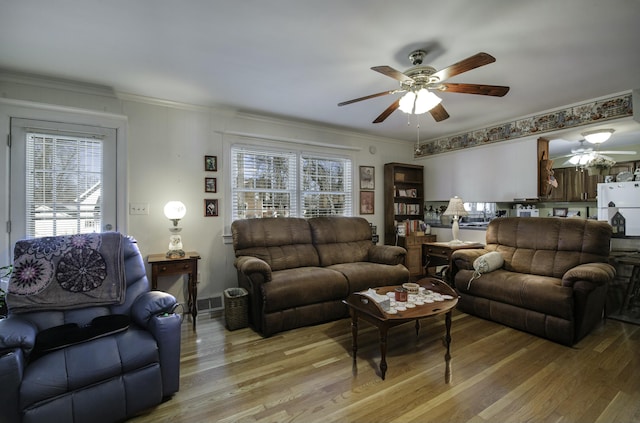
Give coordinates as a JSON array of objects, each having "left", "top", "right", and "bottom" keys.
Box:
[
  {"left": 450, "top": 217, "right": 615, "bottom": 345},
  {"left": 231, "top": 216, "right": 409, "bottom": 336}
]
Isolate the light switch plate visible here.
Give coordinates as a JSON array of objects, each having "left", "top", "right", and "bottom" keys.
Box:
[{"left": 129, "top": 202, "right": 149, "bottom": 215}]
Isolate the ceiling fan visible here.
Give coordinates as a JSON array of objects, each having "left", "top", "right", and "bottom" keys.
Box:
[
  {"left": 338, "top": 50, "right": 510, "bottom": 124},
  {"left": 553, "top": 139, "right": 637, "bottom": 166}
]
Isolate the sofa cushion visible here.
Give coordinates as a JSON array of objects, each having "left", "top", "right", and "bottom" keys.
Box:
[
  {"left": 232, "top": 218, "right": 319, "bottom": 270},
  {"left": 20, "top": 326, "right": 158, "bottom": 409},
  {"left": 327, "top": 262, "right": 409, "bottom": 292},
  {"left": 32, "top": 314, "right": 130, "bottom": 360},
  {"left": 262, "top": 267, "right": 349, "bottom": 313},
  {"left": 455, "top": 268, "right": 573, "bottom": 320},
  {"left": 486, "top": 217, "right": 613, "bottom": 278},
  {"left": 309, "top": 216, "right": 372, "bottom": 266}
]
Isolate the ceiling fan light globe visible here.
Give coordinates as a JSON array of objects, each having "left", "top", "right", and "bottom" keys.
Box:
[
  {"left": 582, "top": 129, "right": 615, "bottom": 144},
  {"left": 399, "top": 91, "right": 416, "bottom": 114},
  {"left": 414, "top": 89, "right": 442, "bottom": 114}
]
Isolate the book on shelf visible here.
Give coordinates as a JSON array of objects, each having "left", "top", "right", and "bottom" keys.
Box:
[{"left": 395, "top": 219, "right": 427, "bottom": 236}]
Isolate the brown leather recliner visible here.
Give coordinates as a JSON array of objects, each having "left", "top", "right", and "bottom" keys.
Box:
[
  {"left": 450, "top": 217, "right": 615, "bottom": 345},
  {"left": 231, "top": 216, "right": 409, "bottom": 336}
]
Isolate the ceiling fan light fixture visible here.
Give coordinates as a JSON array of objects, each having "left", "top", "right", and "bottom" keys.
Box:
[
  {"left": 582, "top": 128, "right": 615, "bottom": 144},
  {"left": 398, "top": 91, "right": 416, "bottom": 113},
  {"left": 398, "top": 89, "right": 442, "bottom": 114},
  {"left": 414, "top": 89, "right": 442, "bottom": 114}
]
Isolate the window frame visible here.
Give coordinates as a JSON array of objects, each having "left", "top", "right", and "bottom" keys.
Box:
[
  {"left": 229, "top": 142, "right": 354, "bottom": 223},
  {"left": 1, "top": 100, "right": 127, "bottom": 258}
]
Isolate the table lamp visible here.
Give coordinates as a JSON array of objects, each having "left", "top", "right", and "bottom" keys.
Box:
[
  {"left": 164, "top": 201, "right": 187, "bottom": 258},
  {"left": 443, "top": 196, "right": 468, "bottom": 244}
]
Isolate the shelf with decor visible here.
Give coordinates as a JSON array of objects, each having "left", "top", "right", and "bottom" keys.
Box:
[{"left": 384, "top": 163, "right": 434, "bottom": 278}]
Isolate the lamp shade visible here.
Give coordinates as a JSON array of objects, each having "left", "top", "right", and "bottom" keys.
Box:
[
  {"left": 443, "top": 196, "right": 468, "bottom": 217},
  {"left": 164, "top": 201, "right": 187, "bottom": 220},
  {"left": 582, "top": 129, "right": 614, "bottom": 144}
]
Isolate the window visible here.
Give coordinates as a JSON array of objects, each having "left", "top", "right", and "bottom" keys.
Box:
[
  {"left": 10, "top": 118, "right": 118, "bottom": 244},
  {"left": 25, "top": 132, "right": 103, "bottom": 237},
  {"left": 231, "top": 145, "right": 352, "bottom": 221}
]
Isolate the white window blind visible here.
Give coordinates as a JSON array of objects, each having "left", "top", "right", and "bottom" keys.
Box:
[
  {"left": 230, "top": 145, "right": 353, "bottom": 221},
  {"left": 231, "top": 146, "right": 297, "bottom": 220},
  {"left": 25, "top": 132, "right": 103, "bottom": 237},
  {"left": 301, "top": 154, "right": 352, "bottom": 217}
]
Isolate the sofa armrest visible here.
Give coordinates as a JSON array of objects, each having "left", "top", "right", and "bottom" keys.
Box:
[
  {"left": 562, "top": 262, "right": 616, "bottom": 288},
  {"left": 0, "top": 348, "right": 26, "bottom": 423},
  {"left": 0, "top": 316, "right": 37, "bottom": 355},
  {"left": 368, "top": 245, "right": 407, "bottom": 265},
  {"left": 131, "top": 291, "right": 179, "bottom": 328},
  {"left": 234, "top": 256, "right": 272, "bottom": 282}
]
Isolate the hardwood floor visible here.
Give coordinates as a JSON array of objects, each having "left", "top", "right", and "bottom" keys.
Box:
[{"left": 130, "top": 311, "right": 640, "bottom": 423}]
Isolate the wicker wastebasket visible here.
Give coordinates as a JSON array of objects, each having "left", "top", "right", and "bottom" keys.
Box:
[{"left": 224, "top": 287, "right": 248, "bottom": 330}]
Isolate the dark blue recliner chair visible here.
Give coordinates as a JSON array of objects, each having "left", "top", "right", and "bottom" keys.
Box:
[{"left": 0, "top": 234, "right": 181, "bottom": 423}]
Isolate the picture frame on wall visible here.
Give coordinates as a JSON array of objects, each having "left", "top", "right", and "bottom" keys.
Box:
[
  {"left": 204, "top": 155, "right": 217, "bottom": 172},
  {"left": 359, "top": 166, "right": 375, "bottom": 190},
  {"left": 359, "top": 191, "right": 374, "bottom": 215},
  {"left": 204, "top": 199, "right": 219, "bottom": 216},
  {"left": 205, "top": 177, "right": 217, "bottom": 193}
]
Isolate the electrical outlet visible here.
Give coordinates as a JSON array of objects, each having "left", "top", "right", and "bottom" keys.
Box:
[{"left": 129, "top": 202, "right": 149, "bottom": 215}]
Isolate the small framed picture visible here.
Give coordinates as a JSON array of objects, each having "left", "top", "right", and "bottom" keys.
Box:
[
  {"left": 204, "top": 199, "right": 218, "bottom": 216},
  {"left": 553, "top": 207, "right": 568, "bottom": 217},
  {"left": 359, "top": 166, "right": 375, "bottom": 190},
  {"left": 205, "top": 177, "right": 217, "bottom": 193},
  {"left": 204, "top": 155, "right": 217, "bottom": 172},
  {"left": 359, "top": 191, "right": 374, "bottom": 215}
]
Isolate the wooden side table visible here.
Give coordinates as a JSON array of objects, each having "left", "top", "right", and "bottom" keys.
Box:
[
  {"left": 423, "top": 242, "right": 484, "bottom": 284},
  {"left": 148, "top": 251, "right": 201, "bottom": 330}
]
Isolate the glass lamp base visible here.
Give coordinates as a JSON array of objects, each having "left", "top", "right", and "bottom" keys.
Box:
[{"left": 166, "top": 249, "right": 186, "bottom": 259}]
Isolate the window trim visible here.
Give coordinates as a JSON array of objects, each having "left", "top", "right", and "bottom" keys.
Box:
[
  {"left": 0, "top": 98, "right": 127, "bottom": 258},
  {"left": 223, "top": 134, "right": 356, "bottom": 241}
]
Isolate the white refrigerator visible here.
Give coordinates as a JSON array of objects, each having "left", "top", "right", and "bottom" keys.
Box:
[{"left": 597, "top": 181, "right": 640, "bottom": 236}]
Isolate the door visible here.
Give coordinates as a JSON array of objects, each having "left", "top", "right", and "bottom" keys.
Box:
[{"left": 9, "top": 118, "right": 117, "bottom": 246}]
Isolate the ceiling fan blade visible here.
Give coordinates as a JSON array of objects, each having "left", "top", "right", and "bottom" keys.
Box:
[
  {"left": 439, "top": 83, "right": 510, "bottom": 97},
  {"left": 429, "top": 103, "right": 450, "bottom": 122},
  {"left": 371, "top": 66, "right": 415, "bottom": 84},
  {"left": 432, "top": 52, "right": 496, "bottom": 81},
  {"left": 338, "top": 90, "right": 398, "bottom": 107},
  {"left": 597, "top": 150, "right": 637, "bottom": 155},
  {"left": 373, "top": 99, "right": 400, "bottom": 123}
]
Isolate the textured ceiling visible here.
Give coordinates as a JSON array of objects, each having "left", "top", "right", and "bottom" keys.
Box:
[{"left": 1, "top": 0, "right": 639, "bottom": 156}]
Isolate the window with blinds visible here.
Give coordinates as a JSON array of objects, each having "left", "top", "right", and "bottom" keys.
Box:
[
  {"left": 301, "top": 154, "right": 352, "bottom": 217},
  {"left": 25, "top": 132, "right": 103, "bottom": 237},
  {"left": 230, "top": 145, "right": 352, "bottom": 221}
]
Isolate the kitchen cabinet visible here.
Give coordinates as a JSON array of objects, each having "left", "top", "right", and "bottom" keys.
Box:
[
  {"left": 550, "top": 160, "right": 638, "bottom": 202},
  {"left": 564, "top": 168, "right": 601, "bottom": 201}
]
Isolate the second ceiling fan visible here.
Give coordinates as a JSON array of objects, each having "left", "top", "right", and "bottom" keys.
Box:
[{"left": 338, "top": 50, "right": 510, "bottom": 124}]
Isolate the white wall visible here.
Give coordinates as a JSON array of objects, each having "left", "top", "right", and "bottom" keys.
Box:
[
  {"left": 0, "top": 74, "right": 413, "bottom": 305},
  {"left": 418, "top": 136, "right": 539, "bottom": 202}
]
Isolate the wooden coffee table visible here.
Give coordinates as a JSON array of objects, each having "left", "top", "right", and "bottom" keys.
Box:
[{"left": 343, "top": 277, "right": 458, "bottom": 381}]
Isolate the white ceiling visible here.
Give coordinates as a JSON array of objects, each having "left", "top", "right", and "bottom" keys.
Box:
[{"left": 1, "top": 0, "right": 640, "bottom": 154}]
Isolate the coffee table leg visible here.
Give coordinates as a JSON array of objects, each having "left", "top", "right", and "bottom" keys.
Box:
[
  {"left": 351, "top": 311, "right": 358, "bottom": 364},
  {"left": 444, "top": 310, "right": 452, "bottom": 383},
  {"left": 415, "top": 319, "right": 420, "bottom": 337},
  {"left": 379, "top": 326, "right": 388, "bottom": 380}
]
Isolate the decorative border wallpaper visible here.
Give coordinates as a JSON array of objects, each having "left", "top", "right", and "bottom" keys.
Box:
[{"left": 415, "top": 92, "right": 633, "bottom": 157}]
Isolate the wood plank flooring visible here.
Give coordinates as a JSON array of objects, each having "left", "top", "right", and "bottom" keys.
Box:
[{"left": 130, "top": 311, "right": 640, "bottom": 423}]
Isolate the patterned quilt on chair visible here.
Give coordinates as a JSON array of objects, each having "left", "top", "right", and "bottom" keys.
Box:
[{"left": 7, "top": 232, "right": 125, "bottom": 313}]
